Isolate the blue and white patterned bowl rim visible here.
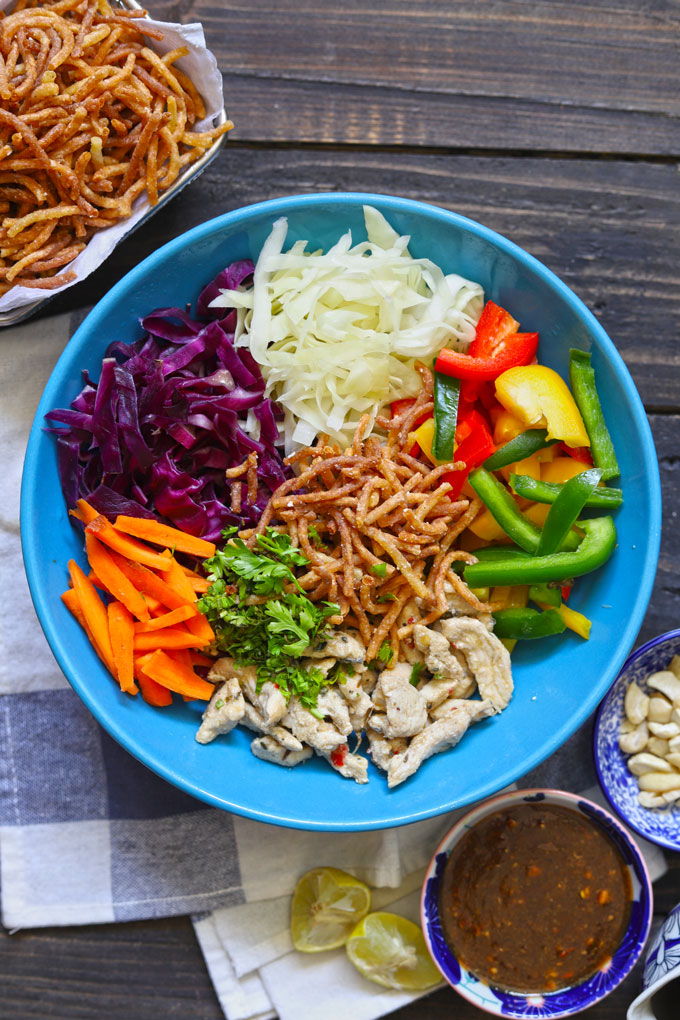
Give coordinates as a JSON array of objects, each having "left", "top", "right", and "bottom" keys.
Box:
[
  {"left": 643, "top": 902, "right": 680, "bottom": 992},
  {"left": 420, "top": 789, "right": 653, "bottom": 1018},
  {"left": 593, "top": 629, "right": 680, "bottom": 853}
]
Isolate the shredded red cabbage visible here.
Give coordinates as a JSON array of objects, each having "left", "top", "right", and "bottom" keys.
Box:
[{"left": 46, "top": 260, "right": 291, "bottom": 541}]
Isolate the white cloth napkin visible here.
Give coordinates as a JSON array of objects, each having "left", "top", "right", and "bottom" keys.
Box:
[{"left": 0, "top": 311, "right": 667, "bottom": 1020}]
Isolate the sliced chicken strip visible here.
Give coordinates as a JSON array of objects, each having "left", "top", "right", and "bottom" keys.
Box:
[
  {"left": 316, "top": 687, "right": 353, "bottom": 736},
  {"left": 250, "top": 735, "right": 313, "bottom": 767},
  {"left": 413, "top": 625, "right": 474, "bottom": 699},
  {"left": 338, "top": 673, "right": 373, "bottom": 732},
  {"left": 236, "top": 664, "right": 288, "bottom": 726},
  {"left": 240, "top": 701, "right": 303, "bottom": 751},
  {"left": 281, "top": 697, "right": 347, "bottom": 753},
  {"left": 371, "top": 662, "right": 428, "bottom": 738},
  {"left": 418, "top": 675, "right": 469, "bottom": 712},
  {"left": 387, "top": 699, "right": 493, "bottom": 787},
  {"left": 318, "top": 744, "right": 369, "bottom": 784},
  {"left": 439, "top": 617, "right": 513, "bottom": 713},
  {"left": 196, "top": 678, "right": 245, "bottom": 744},
  {"left": 396, "top": 599, "right": 426, "bottom": 665},
  {"left": 360, "top": 668, "right": 379, "bottom": 695},
  {"left": 366, "top": 730, "right": 409, "bottom": 772},
  {"left": 305, "top": 630, "right": 366, "bottom": 662},
  {"left": 431, "top": 697, "right": 494, "bottom": 722},
  {"left": 443, "top": 584, "right": 494, "bottom": 629}
]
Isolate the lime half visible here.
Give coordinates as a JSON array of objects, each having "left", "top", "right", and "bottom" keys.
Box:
[
  {"left": 291, "top": 867, "right": 371, "bottom": 952},
  {"left": 346, "top": 911, "right": 441, "bottom": 990}
]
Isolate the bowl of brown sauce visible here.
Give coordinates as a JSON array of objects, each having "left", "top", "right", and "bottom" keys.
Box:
[{"left": 421, "top": 789, "right": 653, "bottom": 1017}]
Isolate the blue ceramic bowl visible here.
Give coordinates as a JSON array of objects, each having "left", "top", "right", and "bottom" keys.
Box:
[
  {"left": 21, "top": 193, "right": 661, "bottom": 830},
  {"left": 421, "top": 788, "right": 653, "bottom": 1018},
  {"left": 594, "top": 630, "right": 680, "bottom": 852}
]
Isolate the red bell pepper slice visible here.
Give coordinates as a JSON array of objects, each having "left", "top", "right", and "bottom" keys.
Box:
[
  {"left": 557, "top": 442, "right": 594, "bottom": 465},
  {"left": 443, "top": 410, "right": 496, "bottom": 499},
  {"left": 435, "top": 331, "right": 539, "bottom": 382},
  {"left": 468, "top": 301, "right": 520, "bottom": 358}
]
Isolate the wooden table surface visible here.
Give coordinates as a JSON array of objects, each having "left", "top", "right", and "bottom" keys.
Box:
[{"left": 2, "top": 1, "right": 679, "bottom": 1017}]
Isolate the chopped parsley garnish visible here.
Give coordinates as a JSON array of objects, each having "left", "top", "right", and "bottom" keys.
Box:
[
  {"left": 377, "top": 640, "right": 394, "bottom": 664},
  {"left": 307, "top": 525, "right": 323, "bottom": 548},
  {"left": 370, "top": 562, "right": 388, "bottom": 577},
  {"left": 198, "top": 528, "right": 340, "bottom": 716},
  {"left": 410, "top": 662, "right": 425, "bottom": 687}
]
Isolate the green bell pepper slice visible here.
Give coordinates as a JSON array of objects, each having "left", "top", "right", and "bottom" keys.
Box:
[
  {"left": 536, "top": 468, "right": 602, "bottom": 556},
  {"left": 483, "top": 428, "right": 556, "bottom": 472},
  {"left": 569, "top": 349, "right": 620, "bottom": 480},
  {"left": 468, "top": 467, "right": 581, "bottom": 554},
  {"left": 509, "top": 472, "right": 623, "bottom": 509},
  {"left": 528, "top": 582, "right": 562, "bottom": 608},
  {"left": 493, "top": 607, "right": 567, "bottom": 640},
  {"left": 432, "top": 371, "right": 460, "bottom": 461},
  {"left": 463, "top": 516, "right": 617, "bottom": 588}
]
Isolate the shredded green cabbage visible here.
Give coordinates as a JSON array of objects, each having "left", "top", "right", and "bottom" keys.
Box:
[{"left": 210, "top": 206, "right": 483, "bottom": 449}]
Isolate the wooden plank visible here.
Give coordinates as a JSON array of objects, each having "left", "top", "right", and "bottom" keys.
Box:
[
  {"left": 150, "top": 0, "right": 680, "bottom": 153},
  {"left": 640, "top": 413, "right": 680, "bottom": 646},
  {"left": 51, "top": 149, "right": 680, "bottom": 409}
]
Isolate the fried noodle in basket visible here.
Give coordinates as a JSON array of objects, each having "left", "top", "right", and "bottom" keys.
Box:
[
  {"left": 0, "top": 0, "right": 232, "bottom": 295},
  {"left": 231, "top": 363, "right": 491, "bottom": 662}
]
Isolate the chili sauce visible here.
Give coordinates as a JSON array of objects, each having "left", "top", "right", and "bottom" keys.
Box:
[{"left": 438, "top": 802, "right": 632, "bottom": 993}]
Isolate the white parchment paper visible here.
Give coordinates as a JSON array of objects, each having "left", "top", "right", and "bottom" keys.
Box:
[{"left": 0, "top": 2, "right": 226, "bottom": 313}]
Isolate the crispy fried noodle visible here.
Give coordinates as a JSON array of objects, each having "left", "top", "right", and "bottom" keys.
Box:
[{"left": 0, "top": 0, "right": 232, "bottom": 294}]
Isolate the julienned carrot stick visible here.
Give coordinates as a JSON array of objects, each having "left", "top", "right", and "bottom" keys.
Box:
[
  {"left": 85, "top": 532, "right": 150, "bottom": 622},
  {"left": 113, "top": 516, "right": 216, "bottom": 559},
  {"left": 186, "top": 575, "right": 211, "bottom": 594},
  {"left": 189, "top": 651, "right": 215, "bottom": 667},
  {"left": 62, "top": 589, "right": 98, "bottom": 648},
  {"left": 107, "top": 601, "right": 137, "bottom": 694},
  {"left": 165, "top": 648, "right": 195, "bottom": 700},
  {"left": 133, "top": 627, "right": 208, "bottom": 652},
  {"left": 141, "top": 648, "right": 214, "bottom": 701},
  {"left": 108, "top": 552, "right": 193, "bottom": 611},
  {"left": 161, "top": 556, "right": 215, "bottom": 645},
  {"left": 67, "top": 560, "right": 116, "bottom": 676},
  {"left": 69, "top": 498, "right": 99, "bottom": 525},
  {"left": 134, "top": 604, "right": 198, "bottom": 632},
  {"left": 134, "top": 657, "right": 173, "bottom": 707},
  {"left": 85, "top": 515, "right": 171, "bottom": 571}
]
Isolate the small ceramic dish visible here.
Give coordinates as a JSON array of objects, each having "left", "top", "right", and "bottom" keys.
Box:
[
  {"left": 594, "top": 629, "right": 680, "bottom": 852},
  {"left": 421, "top": 788, "right": 653, "bottom": 1018}
]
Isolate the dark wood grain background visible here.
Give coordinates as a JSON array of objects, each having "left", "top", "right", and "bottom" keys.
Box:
[{"left": 2, "top": 1, "right": 679, "bottom": 1017}]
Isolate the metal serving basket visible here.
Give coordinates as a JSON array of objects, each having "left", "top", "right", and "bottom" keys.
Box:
[{"left": 0, "top": 0, "right": 229, "bottom": 328}]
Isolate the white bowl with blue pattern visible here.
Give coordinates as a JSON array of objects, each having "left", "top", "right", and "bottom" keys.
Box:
[
  {"left": 594, "top": 629, "right": 680, "bottom": 853},
  {"left": 421, "top": 789, "right": 653, "bottom": 1018}
]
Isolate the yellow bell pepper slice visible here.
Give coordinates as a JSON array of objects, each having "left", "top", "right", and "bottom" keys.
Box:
[
  {"left": 535, "top": 600, "right": 591, "bottom": 640},
  {"left": 413, "top": 417, "right": 441, "bottom": 466},
  {"left": 493, "top": 585, "right": 530, "bottom": 654},
  {"left": 541, "top": 457, "right": 589, "bottom": 485},
  {"left": 468, "top": 507, "right": 507, "bottom": 541},
  {"left": 500, "top": 450, "right": 543, "bottom": 483},
  {"left": 523, "top": 502, "right": 551, "bottom": 527},
  {"left": 493, "top": 410, "right": 527, "bottom": 445},
  {"left": 495, "top": 365, "right": 590, "bottom": 448},
  {"left": 491, "top": 585, "right": 529, "bottom": 609}
]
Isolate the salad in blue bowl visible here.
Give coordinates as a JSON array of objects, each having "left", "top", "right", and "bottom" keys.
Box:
[{"left": 21, "top": 193, "right": 661, "bottom": 830}]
